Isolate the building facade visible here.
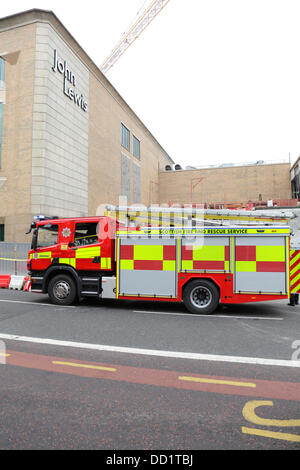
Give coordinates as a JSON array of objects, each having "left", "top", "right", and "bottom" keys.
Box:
[
  {"left": 291, "top": 157, "right": 300, "bottom": 199},
  {"left": 159, "top": 162, "right": 292, "bottom": 207},
  {"left": 0, "top": 10, "right": 294, "bottom": 243},
  {"left": 0, "top": 9, "right": 173, "bottom": 242}
]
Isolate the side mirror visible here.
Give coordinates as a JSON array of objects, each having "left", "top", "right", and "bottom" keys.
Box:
[
  {"left": 26, "top": 222, "right": 36, "bottom": 235},
  {"left": 31, "top": 229, "right": 38, "bottom": 251}
]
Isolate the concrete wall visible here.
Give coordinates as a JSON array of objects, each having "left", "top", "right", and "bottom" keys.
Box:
[
  {"left": 0, "top": 23, "right": 36, "bottom": 242},
  {"left": 159, "top": 163, "right": 292, "bottom": 206},
  {"left": 31, "top": 23, "right": 90, "bottom": 217}
]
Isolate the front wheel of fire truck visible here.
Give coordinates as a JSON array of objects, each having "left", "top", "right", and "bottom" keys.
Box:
[
  {"left": 183, "top": 279, "right": 219, "bottom": 315},
  {"left": 48, "top": 274, "right": 77, "bottom": 306}
]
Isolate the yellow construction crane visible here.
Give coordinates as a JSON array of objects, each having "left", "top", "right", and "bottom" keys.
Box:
[{"left": 100, "top": 0, "right": 171, "bottom": 74}]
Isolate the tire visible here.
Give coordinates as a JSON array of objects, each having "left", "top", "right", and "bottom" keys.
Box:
[
  {"left": 183, "top": 279, "right": 219, "bottom": 314},
  {"left": 48, "top": 274, "right": 77, "bottom": 306}
]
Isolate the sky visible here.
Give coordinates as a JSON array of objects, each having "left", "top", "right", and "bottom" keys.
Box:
[{"left": 1, "top": 0, "right": 300, "bottom": 168}]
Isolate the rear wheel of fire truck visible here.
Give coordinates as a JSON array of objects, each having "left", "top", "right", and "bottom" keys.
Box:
[
  {"left": 48, "top": 274, "right": 77, "bottom": 306},
  {"left": 183, "top": 279, "right": 219, "bottom": 314}
]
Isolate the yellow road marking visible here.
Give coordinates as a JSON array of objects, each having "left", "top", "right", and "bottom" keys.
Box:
[
  {"left": 52, "top": 361, "right": 116, "bottom": 372},
  {"left": 0, "top": 353, "right": 10, "bottom": 357},
  {"left": 178, "top": 376, "right": 256, "bottom": 388},
  {"left": 242, "top": 427, "right": 300, "bottom": 443},
  {"left": 242, "top": 400, "right": 300, "bottom": 443},
  {"left": 242, "top": 400, "right": 300, "bottom": 427}
]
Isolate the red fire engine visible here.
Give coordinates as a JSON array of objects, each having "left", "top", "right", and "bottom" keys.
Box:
[{"left": 26, "top": 211, "right": 298, "bottom": 314}]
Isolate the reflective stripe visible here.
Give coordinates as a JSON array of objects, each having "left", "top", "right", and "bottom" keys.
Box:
[
  {"left": 163, "top": 260, "right": 176, "bottom": 271},
  {"left": 193, "top": 261, "right": 225, "bottom": 270},
  {"left": 290, "top": 251, "right": 300, "bottom": 267},
  {"left": 181, "top": 240, "right": 230, "bottom": 272},
  {"left": 182, "top": 260, "right": 193, "bottom": 270},
  {"left": 120, "top": 245, "right": 133, "bottom": 259},
  {"left": 117, "top": 228, "right": 290, "bottom": 236},
  {"left": 236, "top": 246, "right": 256, "bottom": 261},
  {"left": 236, "top": 261, "right": 256, "bottom": 272},
  {"left": 134, "top": 260, "right": 162, "bottom": 270},
  {"left": 120, "top": 260, "right": 134, "bottom": 270},
  {"left": 59, "top": 258, "right": 76, "bottom": 268},
  {"left": 256, "top": 262, "right": 285, "bottom": 272},
  {"left": 31, "top": 252, "right": 52, "bottom": 259},
  {"left": 236, "top": 260, "right": 285, "bottom": 272},
  {"left": 291, "top": 272, "right": 300, "bottom": 286},
  {"left": 193, "top": 245, "right": 225, "bottom": 261},
  {"left": 290, "top": 249, "right": 300, "bottom": 293},
  {"left": 235, "top": 237, "right": 288, "bottom": 294},
  {"left": 75, "top": 247, "right": 101, "bottom": 259},
  {"left": 236, "top": 243, "right": 286, "bottom": 273},
  {"left": 290, "top": 264, "right": 300, "bottom": 276},
  {"left": 134, "top": 245, "right": 163, "bottom": 261},
  {"left": 101, "top": 258, "right": 112, "bottom": 269},
  {"left": 291, "top": 284, "right": 300, "bottom": 294},
  {"left": 119, "top": 244, "right": 176, "bottom": 271},
  {"left": 256, "top": 246, "right": 285, "bottom": 262}
]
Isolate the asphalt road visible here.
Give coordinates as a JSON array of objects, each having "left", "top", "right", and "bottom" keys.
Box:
[{"left": 0, "top": 289, "right": 299, "bottom": 452}]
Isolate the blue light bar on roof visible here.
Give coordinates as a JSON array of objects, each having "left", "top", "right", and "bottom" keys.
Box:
[{"left": 33, "top": 215, "right": 58, "bottom": 221}]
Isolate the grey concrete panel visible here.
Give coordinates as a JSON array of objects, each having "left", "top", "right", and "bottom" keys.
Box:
[
  {"left": 235, "top": 272, "right": 287, "bottom": 294},
  {"left": 119, "top": 269, "right": 176, "bottom": 297}
]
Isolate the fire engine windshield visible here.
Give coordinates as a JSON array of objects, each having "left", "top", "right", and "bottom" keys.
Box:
[{"left": 36, "top": 224, "right": 59, "bottom": 248}]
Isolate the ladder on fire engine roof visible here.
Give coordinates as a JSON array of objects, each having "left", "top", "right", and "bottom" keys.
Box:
[{"left": 104, "top": 205, "right": 293, "bottom": 228}]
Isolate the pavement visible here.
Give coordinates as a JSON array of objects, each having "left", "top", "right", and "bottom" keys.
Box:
[{"left": 0, "top": 289, "right": 299, "bottom": 451}]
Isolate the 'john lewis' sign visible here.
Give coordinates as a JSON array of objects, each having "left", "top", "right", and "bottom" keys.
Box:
[{"left": 52, "top": 49, "right": 88, "bottom": 112}]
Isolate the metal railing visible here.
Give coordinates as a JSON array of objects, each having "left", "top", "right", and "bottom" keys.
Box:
[{"left": 0, "top": 242, "right": 30, "bottom": 275}]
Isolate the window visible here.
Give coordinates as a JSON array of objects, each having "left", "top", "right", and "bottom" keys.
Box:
[
  {"left": 0, "top": 57, "right": 4, "bottom": 168},
  {"left": 133, "top": 135, "right": 140, "bottom": 159},
  {"left": 121, "top": 153, "right": 131, "bottom": 203},
  {"left": 0, "top": 224, "right": 4, "bottom": 242},
  {"left": 37, "top": 224, "right": 58, "bottom": 248},
  {"left": 74, "top": 222, "right": 99, "bottom": 246},
  {"left": 0, "top": 58, "right": 4, "bottom": 88},
  {"left": 121, "top": 123, "right": 130, "bottom": 151}
]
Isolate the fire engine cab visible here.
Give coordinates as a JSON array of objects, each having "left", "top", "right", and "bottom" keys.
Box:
[{"left": 26, "top": 212, "right": 296, "bottom": 314}]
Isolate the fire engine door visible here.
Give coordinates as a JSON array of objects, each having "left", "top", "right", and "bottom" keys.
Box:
[
  {"left": 234, "top": 236, "right": 288, "bottom": 294},
  {"left": 73, "top": 222, "right": 101, "bottom": 271},
  {"left": 118, "top": 238, "right": 177, "bottom": 298}
]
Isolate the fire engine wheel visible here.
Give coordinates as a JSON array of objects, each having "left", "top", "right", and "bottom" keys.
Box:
[
  {"left": 183, "top": 280, "right": 219, "bottom": 314},
  {"left": 48, "top": 274, "right": 77, "bottom": 306}
]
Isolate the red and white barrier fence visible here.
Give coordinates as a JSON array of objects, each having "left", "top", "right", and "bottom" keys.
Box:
[{"left": 0, "top": 275, "right": 30, "bottom": 291}]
